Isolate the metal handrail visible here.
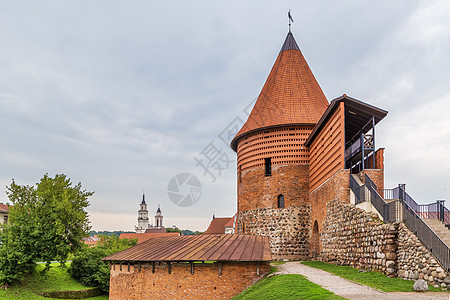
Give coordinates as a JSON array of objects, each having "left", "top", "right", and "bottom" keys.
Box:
[
  {"left": 349, "top": 175, "right": 364, "bottom": 204},
  {"left": 399, "top": 189, "right": 450, "bottom": 271},
  {"left": 364, "top": 174, "right": 390, "bottom": 220},
  {"left": 384, "top": 188, "right": 450, "bottom": 226},
  {"left": 363, "top": 176, "right": 450, "bottom": 271}
]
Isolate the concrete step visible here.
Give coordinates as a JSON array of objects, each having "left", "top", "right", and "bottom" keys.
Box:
[
  {"left": 425, "top": 219, "right": 447, "bottom": 224},
  {"left": 422, "top": 218, "right": 450, "bottom": 244}
]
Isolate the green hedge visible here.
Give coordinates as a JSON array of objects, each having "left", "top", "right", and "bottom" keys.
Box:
[{"left": 40, "top": 287, "right": 103, "bottom": 299}]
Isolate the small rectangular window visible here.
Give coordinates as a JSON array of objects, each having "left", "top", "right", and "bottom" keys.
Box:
[{"left": 265, "top": 157, "right": 272, "bottom": 176}]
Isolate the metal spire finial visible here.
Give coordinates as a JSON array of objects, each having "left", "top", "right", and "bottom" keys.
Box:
[{"left": 288, "top": 9, "right": 294, "bottom": 32}]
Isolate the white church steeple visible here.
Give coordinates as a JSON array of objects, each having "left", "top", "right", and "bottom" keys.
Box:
[{"left": 135, "top": 193, "right": 149, "bottom": 233}]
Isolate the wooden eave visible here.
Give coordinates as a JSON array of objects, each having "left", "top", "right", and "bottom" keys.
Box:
[{"left": 305, "top": 94, "right": 388, "bottom": 147}]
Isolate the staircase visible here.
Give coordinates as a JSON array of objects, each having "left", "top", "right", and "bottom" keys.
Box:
[
  {"left": 350, "top": 173, "right": 450, "bottom": 271},
  {"left": 423, "top": 218, "right": 450, "bottom": 246}
]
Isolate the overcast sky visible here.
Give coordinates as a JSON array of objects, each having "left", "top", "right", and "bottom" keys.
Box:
[{"left": 1, "top": 1, "right": 449, "bottom": 231}]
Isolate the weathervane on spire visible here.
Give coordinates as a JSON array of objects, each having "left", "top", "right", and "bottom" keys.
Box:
[{"left": 288, "top": 9, "right": 294, "bottom": 32}]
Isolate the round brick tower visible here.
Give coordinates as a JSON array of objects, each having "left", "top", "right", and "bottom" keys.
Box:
[{"left": 230, "top": 31, "right": 328, "bottom": 260}]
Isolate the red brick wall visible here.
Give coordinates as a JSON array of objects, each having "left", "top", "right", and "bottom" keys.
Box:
[
  {"left": 360, "top": 169, "right": 384, "bottom": 194},
  {"left": 109, "top": 262, "right": 270, "bottom": 300},
  {"left": 238, "top": 164, "right": 309, "bottom": 213},
  {"left": 309, "top": 169, "right": 350, "bottom": 255},
  {"left": 365, "top": 148, "right": 385, "bottom": 171}
]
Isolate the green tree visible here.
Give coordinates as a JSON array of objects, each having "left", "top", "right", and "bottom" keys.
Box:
[
  {"left": 0, "top": 174, "right": 93, "bottom": 286},
  {"left": 166, "top": 227, "right": 182, "bottom": 234}
]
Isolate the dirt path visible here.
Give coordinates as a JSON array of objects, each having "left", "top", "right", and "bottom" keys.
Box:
[{"left": 275, "top": 262, "right": 450, "bottom": 300}]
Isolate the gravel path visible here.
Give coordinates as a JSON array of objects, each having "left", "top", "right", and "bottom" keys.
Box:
[{"left": 275, "top": 262, "right": 450, "bottom": 300}]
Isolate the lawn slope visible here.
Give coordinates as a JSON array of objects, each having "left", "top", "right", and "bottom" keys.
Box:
[{"left": 0, "top": 263, "right": 108, "bottom": 299}]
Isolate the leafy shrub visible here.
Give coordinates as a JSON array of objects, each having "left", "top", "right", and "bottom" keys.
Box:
[{"left": 69, "top": 235, "right": 136, "bottom": 293}]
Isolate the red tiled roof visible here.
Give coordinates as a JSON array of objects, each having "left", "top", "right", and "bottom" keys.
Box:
[
  {"left": 231, "top": 32, "right": 329, "bottom": 151},
  {"left": 103, "top": 234, "right": 272, "bottom": 262},
  {"left": 224, "top": 217, "right": 234, "bottom": 228},
  {"left": 144, "top": 227, "right": 166, "bottom": 233},
  {"left": 205, "top": 217, "right": 232, "bottom": 234},
  {"left": 0, "top": 203, "right": 10, "bottom": 213},
  {"left": 119, "top": 232, "right": 180, "bottom": 244}
]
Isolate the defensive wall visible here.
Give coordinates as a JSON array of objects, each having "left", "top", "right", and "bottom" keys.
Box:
[
  {"left": 316, "top": 170, "right": 450, "bottom": 286},
  {"left": 108, "top": 261, "right": 270, "bottom": 300}
]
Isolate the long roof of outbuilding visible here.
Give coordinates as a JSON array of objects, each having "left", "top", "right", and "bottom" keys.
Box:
[
  {"left": 102, "top": 234, "right": 272, "bottom": 262},
  {"left": 231, "top": 31, "right": 329, "bottom": 151}
]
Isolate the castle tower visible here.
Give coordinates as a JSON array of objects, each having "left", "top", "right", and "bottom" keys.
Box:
[
  {"left": 135, "top": 193, "right": 149, "bottom": 233},
  {"left": 231, "top": 31, "right": 328, "bottom": 260},
  {"left": 155, "top": 205, "right": 163, "bottom": 228}
]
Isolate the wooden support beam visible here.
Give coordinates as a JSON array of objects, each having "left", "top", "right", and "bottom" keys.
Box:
[
  {"left": 127, "top": 262, "right": 130, "bottom": 272},
  {"left": 138, "top": 262, "right": 141, "bottom": 272},
  {"left": 257, "top": 261, "right": 261, "bottom": 276},
  {"left": 190, "top": 262, "right": 194, "bottom": 275},
  {"left": 218, "top": 262, "right": 222, "bottom": 276},
  {"left": 119, "top": 263, "right": 122, "bottom": 271},
  {"left": 152, "top": 261, "right": 155, "bottom": 274},
  {"left": 168, "top": 262, "right": 172, "bottom": 274}
]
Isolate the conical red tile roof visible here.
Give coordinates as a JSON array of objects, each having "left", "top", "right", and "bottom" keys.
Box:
[{"left": 231, "top": 32, "right": 329, "bottom": 151}]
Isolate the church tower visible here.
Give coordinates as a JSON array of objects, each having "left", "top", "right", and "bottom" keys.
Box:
[
  {"left": 231, "top": 30, "right": 328, "bottom": 260},
  {"left": 135, "top": 193, "right": 149, "bottom": 233},
  {"left": 155, "top": 205, "right": 163, "bottom": 228}
]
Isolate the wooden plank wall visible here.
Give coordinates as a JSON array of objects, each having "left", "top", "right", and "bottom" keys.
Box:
[{"left": 309, "top": 102, "right": 346, "bottom": 192}]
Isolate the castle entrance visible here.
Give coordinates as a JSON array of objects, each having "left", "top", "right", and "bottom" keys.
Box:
[{"left": 311, "top": 221, "right": 320, "bottom": 258}]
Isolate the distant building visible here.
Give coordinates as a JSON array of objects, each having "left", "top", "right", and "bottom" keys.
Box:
[
  {"left": 82, "top": 235, "right": 100, "bottom": 247},
  {"left": 205, "top": 214, "right": 236, "bottom": 234},
  {"left": 0, "top": 203, "right": 10, "bottom": 224},
  {"left": 135, "top": 194, "right": 149, "bottom": 233},
  {"left": 135, "top": 194, "right": 165, "bottom": 233}
]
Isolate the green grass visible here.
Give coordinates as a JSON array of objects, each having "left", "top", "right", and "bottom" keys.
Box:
[
  {"left": 0, "top": 263, "right": 108, "bottom": 299},
  {"left": 232, "top": 274, "right": 345, "bottom": 300},
  {"left": 270, "top": 261, "right": 287, "bottom": 265},
  {"left": 302, "top": 261, "right": 444, "bottom": 293}
]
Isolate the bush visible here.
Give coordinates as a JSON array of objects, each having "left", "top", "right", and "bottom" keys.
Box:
[
  {"left": 70, "top": 247, "right": 109, "bottom": 290},
  {"left": 69, "top": 235, "right": 136, "bottom": 293}
]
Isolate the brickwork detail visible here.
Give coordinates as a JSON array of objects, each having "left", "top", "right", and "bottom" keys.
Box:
[
  {"left": 236, "top": 126, "right": 313, "bottom": 172},
  {"left": 108, "top": 262, "right": 270, "bottom": 300},
  {"left": 237, "top": 206, "right": 310, "bottom": 260},
  {"left": 359, "top": 169, "right": 384, "bottom": 194},
  {"left": 238, "top": 164, "right": 309, "bottom": 212},
  {"left": 310, "top": 169, "right": 350, "bottom": 247}
]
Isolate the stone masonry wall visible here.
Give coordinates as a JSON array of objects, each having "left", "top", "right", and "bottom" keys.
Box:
[
  {"left": 109, "top": 261, "right": 270, "bottom": 300},
  {"left": 397, "top": 223, "right": 450, "bottom": 286},
  {"left": 237, "top": 206, "right": 310, "bottom": 260},
  {"left": 321, "top": 199, "right": 450, "bottom": 285},
  {"left": 321, "top": 200, "right": 397, "bottom": 275}
]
